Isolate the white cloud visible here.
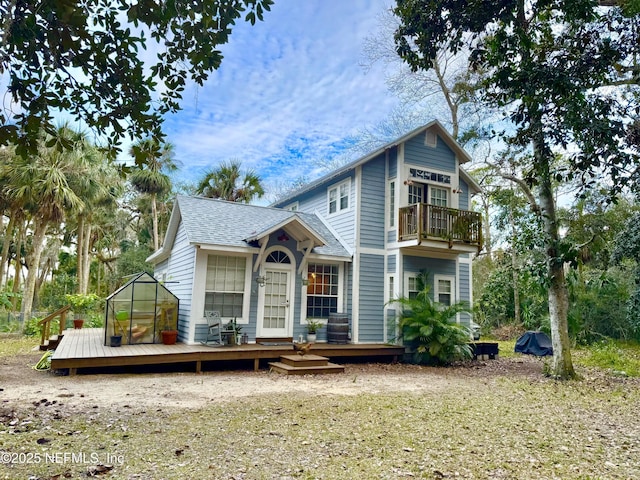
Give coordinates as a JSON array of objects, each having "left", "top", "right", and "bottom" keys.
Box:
[{"left": 162, "top": 0, "right": 398, "bottom": 189}]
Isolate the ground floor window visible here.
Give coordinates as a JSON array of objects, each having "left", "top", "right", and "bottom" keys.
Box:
[
  {"left": 306, "top": 263, "right": 339, "bottom": 318},
  {"left": 204, "top": 255, "right": 246, "bottom": 317},
  {"left": 434, "top": 275, "right": 454, "bottom": 306}
]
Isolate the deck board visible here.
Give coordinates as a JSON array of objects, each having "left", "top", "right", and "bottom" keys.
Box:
[{"left": 50, "top": 328, "right": 405, "bottom": 374}]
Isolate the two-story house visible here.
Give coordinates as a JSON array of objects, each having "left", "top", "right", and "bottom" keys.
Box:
[{"left": 147, "top": 120, "right": 481, "bottom": 345}]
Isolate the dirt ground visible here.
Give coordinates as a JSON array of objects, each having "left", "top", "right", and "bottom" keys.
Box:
[{"left": 2, "top": 350, "right": 551, "bottom": 412}]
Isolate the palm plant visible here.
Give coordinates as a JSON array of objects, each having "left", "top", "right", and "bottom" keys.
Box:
[
  {"left": 392, "top": 272, "right": 473, "bottom": 365},
  {"left": 3, "top": 128, "right": 85, "bottom": 319},
  {"left": 195, "top": 160, "right": 264, "bottom": 203},
  {"left": 129, "top": 139, "right": 177, "bottom": 251}
]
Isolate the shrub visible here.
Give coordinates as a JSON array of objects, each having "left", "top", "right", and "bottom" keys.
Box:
[{"left": 391, "top": 273, "right": 473, "bottom": 365}]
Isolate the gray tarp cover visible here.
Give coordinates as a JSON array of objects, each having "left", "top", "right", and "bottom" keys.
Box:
[{"left": 514, "top": 331, "right": 553, "bottom": 356}]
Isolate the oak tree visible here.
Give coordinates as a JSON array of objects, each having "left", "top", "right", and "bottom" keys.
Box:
[{"left": 394, "top": 0, "right": 640, "bottom": 378}]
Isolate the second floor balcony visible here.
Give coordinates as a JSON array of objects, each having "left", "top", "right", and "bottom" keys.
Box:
[{"left": 398, "top": 204, "right": 482, "bottom": 251}]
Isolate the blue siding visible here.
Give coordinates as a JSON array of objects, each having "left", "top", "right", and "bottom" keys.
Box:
[
  {"left": 403, "top": 256, "right": 456, "bottom": 277},
  {"left": 459, "top": 263, "right": 471, "bottom": 327},
  {"left": 358, "top": 253, "right": 385, "bottom": 342},
  {"left": 294, "top": 171, "right": 356, "bottom": 248},
  {"left": 404, "top": 132, "right": 456, "bottom": 172},
  {"left": 166, "top": 221, "right": 196, "bottom": 342},
  {"left": 388, "top": 146, "right": 398, "bottom": 178},
  {"left": 387, "top": 230, "right": 396, "bottom": 244},
  {"left": 459, "top": 178, "right": 470, "bottom": 210},
  {"left": 360, "top": 154, "right": 386, "bottom": 249},
  {"left": 387, "top": 254, "right": 396, "bottom": 274}
]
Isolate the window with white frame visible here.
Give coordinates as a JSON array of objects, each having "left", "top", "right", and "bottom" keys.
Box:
[
  {"left": 204, "top": 255, "right": 246, "bottom": 317},
  {"left": 407, "top": 275, "right": 420, "bottom": 299},
  {"left": 408, "top": 183, "right": 423, "bottom": 205},
  {"left": 388, "top": 275, "right": 395, "bottom": 303},
  {"left": 284, "top": 202, "right": 299, "bottom": 211},
  {"left": 306, "top": 263, "right": 339, "bottom": 318},
  {"left": 389, "top": 180, "right": 395, "bottom": 228},
  {"left": 434, "top": 276, "right": 454, "bottom": 306},
  {"left": 430, "top": 187, "right": 448, "bottom": 207},
  {"left": 328, "top": 181, "right": 349, "bottom": 214}
]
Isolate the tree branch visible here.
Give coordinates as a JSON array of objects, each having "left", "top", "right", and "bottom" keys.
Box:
[{"left": 500, "top": 174, "right": 541, "bottom": 215}]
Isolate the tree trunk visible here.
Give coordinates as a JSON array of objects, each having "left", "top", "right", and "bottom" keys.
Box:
[
  {"left": 81, "top": 223, "right": 92, "bottom": 293},
  {"left": 151, "top": 193, "right": 159, "bottom": 251},
  {"left": 11, "top": 221, "right": 24, "bottom": 311},
  {"left": 537, "top": 153, "right": 575, "bottom": 379},
  {"left": 77, "top": 215, "right": 85, "bottom": 293},
  {"left": 0, "top": 212, "right": 16, "bottom": 290},
  {"left": 510, "top": 206, "right": 521, "bottom": 325},
  {"left": 20, "top": 220, "right": 47, "bottom": 321}
]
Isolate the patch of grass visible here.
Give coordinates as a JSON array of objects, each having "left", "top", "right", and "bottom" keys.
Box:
[
  {"left": 574, "top": 340, "right": 640, "bottom": 377},
  {"left": 2, "top": 378, "right": 639, "bottom": 480},
  {"left": 0, "top": 334, "right": 38, "bottom": 357}
]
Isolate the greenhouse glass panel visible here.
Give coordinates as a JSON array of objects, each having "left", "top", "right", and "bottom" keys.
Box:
[{"left": 104, "top": 272, "right": 179, "bottom": 346}]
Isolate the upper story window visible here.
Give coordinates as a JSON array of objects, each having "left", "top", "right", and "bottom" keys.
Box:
[
  {"left": 284, "top": 202, "right": 299, "bottom": 212},
  {"left": 431, "top": 187, "right": 448, "bottom": 207},
  {"left": 408, "top": 184, "right": 423, "bottom": 205},
  {"left": 328, "top": 180, "right": 350, "bottom": 215},
  {"left": 389, "top": 181, "right": 395, "bottom": 228}
]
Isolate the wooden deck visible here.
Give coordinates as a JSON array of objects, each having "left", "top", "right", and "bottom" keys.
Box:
[{"left": 50, "top": 328, "right": 405, "bottom": 375}]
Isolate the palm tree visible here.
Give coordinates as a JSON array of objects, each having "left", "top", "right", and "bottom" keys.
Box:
[
  {"left": 195, "top": 160, "right": 264, "bottom": 203},
  {"left": 3, "top": 129, "right": 85, "bottom": 319},
  {"left": 129, "top": 139, "right": 176, "bottom": 251}
]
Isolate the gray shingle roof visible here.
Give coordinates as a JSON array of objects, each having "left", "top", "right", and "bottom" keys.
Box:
[{"left": 175, "top": 195, "right": 351, "bottom": 258}]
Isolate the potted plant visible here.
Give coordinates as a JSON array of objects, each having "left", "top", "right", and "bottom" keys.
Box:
[
  {"left": 306, "top": 319, "right": 324, "bottom": 342},
  {"left": 65, "top": 293, "right": 100, "bottom": 329},
  {"left": 224, "top": 318, "right": 242, "bottom": 345}
]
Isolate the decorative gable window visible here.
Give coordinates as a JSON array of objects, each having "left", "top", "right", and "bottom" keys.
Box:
[
  {"left": 205, "top": 255, "right": 246, "bottom": 317},
  {"left": 328, "top": 180, "right": 350, "bottom": 215}
]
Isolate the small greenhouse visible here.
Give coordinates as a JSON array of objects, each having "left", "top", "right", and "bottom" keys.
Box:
[{"left": 104, "top": 272, "right": 179, "bottom": 346}]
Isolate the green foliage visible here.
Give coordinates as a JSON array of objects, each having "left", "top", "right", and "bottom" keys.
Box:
[
  {"left": 475, "top": 254, "right": 548, "bottom": 331},
  {"left": 22, "top": 317, "right": 42, "bottom": 337},
  {"left": 1, "top": 0, "right": 274, "bottom": 159},
  {"left": 195, "top": 160, "right": 265, "bottom": 203},
  {"left": 392, "top": 273, "right": 473, "bottom": 365},
  {"left": 576, "top": 340, "right": 640, "bottom": 377},
  {"left": 65, "top": 293, "right": 101, "bottom": 315},
  {"left": 38, "top": 272, "right": 76, "bottom": 310},
  {"left": 306, "top": 319, "right": 324, "bottom": 334},
  {"left": 567, "top": 267, "right": 636, "bottom": 343}
]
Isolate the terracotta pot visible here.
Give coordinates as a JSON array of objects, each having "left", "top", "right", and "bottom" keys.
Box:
[
  {"left": 73, "top": 319, "right": 84, "bottom": 329},
  {"left": 161, "top": 329, "right": 178, "bottom": 345}
]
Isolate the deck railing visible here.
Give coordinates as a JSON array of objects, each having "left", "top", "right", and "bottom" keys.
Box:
[
  {"left": 398, "top": 203, "right": 482, "bottom": 248},
  {"left": 38, "top": 305, "right": 71, "bottom": 347}
]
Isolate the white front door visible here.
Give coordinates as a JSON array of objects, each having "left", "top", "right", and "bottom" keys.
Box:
[{"left": 258, "top": 268, "right": 292, "bottom": 338}]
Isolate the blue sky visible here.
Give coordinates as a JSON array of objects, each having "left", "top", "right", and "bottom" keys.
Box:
[{"left": 159, "top": 0, "right": 399, "bottom": 196}]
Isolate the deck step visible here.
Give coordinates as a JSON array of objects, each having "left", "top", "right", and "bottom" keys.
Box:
[
  {"left": 269, "top": 354, "right": 344, "bottom": 375},
  {"left": 40, "top": 334, "right": 63, "bottom": 351}
]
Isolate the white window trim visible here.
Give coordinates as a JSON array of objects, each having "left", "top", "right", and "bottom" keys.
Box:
[
  {"left": 404, "top": 272, "right": 420, "bottom": 298},
  {"left": 434, "top": 274, "right": 456, "bottom": 305},
  {"left": 386, "top": 273, "right": 396, "bottom": 303},
  {"left": 284, "top": 202, "right": 299, "bottom": 212},
  {"left": 302, "top": 261, "right": 344, "bottom": 323},
  {"left": 425, "top": 130, "right": 438, "bottom": 147},
  {"left": 388, "top": 180, "right": 396, "bottom": 229},
  {"left": 202, "top": 253, "right": 252, "bottom": 325},
  {"left": 327, "top": 179, "right": 351, "bottom": 216}
]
